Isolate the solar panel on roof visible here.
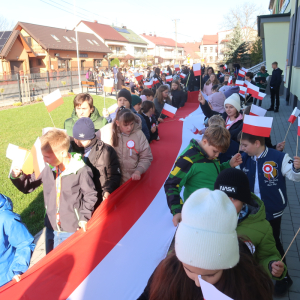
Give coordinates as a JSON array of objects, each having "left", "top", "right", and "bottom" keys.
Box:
[
  {"left": 113, "top": 27, "right": 130, "bottom": 34},
  {"left": 0, "top": 31, "right": 13, "bottom": 52}
]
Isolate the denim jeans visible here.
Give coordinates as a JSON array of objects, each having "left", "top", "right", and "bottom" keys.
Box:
[{"left": 53, "top": 231, "right": 75, "bottom": 248}]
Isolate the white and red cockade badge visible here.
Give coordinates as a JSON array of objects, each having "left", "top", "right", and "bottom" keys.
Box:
[
  {"left": 127, "top": 140, "right": 138, "bottom": 156},
  {"left": 263, "top": 164, "right": 274, "bottom": 180}
]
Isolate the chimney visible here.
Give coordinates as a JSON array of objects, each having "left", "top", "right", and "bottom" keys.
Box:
[{"left": 94, "top": 20, "right": 98, "bottom": 23}]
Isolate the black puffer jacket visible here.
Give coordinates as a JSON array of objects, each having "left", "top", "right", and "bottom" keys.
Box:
[
  {"left": 171, "top": 89, "right": 187, "bottom": 108},
  {"left": 70, "top": 138, "right": 121, "bottom": 208},
  {"left": 270, "top": 68, "right": 283, "bottom": 88}
]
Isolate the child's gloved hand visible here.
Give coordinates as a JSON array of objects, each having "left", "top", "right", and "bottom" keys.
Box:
[
  {"left": 131, "top": 171, "right": 141, "bottom": 181},
  {"left": 78, "top": 221, "right": 87, "bottom": 232},
  {"left": 11, "top": 168, "right": 22, "bottom": 178},
  {"left": 271, "top": 261, "right": 284, "bottom": 277}
]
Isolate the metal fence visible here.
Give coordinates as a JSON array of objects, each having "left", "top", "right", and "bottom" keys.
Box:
[{"left": 0, "top": 68, "right": 104, "bottom": 104}]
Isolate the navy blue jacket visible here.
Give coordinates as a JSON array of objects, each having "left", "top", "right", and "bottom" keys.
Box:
[
  {"left": 270, "top": 68, "right": 282, "bottom": 88},
  {"left": 240, "top": 147, "right": 291, "bottom": 221}
]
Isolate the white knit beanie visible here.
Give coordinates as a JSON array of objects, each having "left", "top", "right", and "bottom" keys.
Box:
[
  {"left": 224, "top": 93, "right": 241, "bottom": 112},
  {"left": 175, "top": 188, "right": 239, "bottom": 270}
]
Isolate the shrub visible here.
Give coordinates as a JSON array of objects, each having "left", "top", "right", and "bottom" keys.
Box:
[
  {"left": 110, "top": 58, "right": 120, "bottom": 67},
  {"left": 13, "top": 102, "right": 22, "bottom": 106},
  {"left": 36, "top": 96, "right": 43, "bottom": 102}
]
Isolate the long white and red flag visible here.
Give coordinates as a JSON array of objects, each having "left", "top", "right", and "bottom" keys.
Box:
[
  {"left": 243, "top": 115, "right": 273, "bottom": 137},
  {"left": 288, "top": 107, "right": 300, "bottom": 124},
  {"left": 162, "top": 103, "right": 177, "bottom": 118},
  {"left": 193, "top": 63, "right": 201, "bottom": 76},
  {"left": 250, "top": 105, "right": 267, "bottom": 117},
  {"left": 0, "top": 99, "right": 199, "bottom": 300},
  {"left": 43, "top": 89, "right": 63, "bottom": 112}
]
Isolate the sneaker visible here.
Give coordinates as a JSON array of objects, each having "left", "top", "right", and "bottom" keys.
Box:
[
  {"left": 267, "top": 107, "right": 274, "bottom": 111},
  {"left": 274, "top": 108, "right": 279, "bottom": 112},
  {"left": 274, "top": 276, "right": 293, "bottom": 297}
]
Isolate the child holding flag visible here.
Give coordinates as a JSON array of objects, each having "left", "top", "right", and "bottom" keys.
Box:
[
  {"left": 139, "top": 101, "right": 159, "bottom": 142},
  {"left": 138, "top": 189, "right": 273, "bottom": 300},
  {"left": 170, "top": 80, "right": 187, "bottom": 109},
  {"left": 153, "top": 86, "right": 172, "bottom": 120},
  {"left": 100, "top": 107, "right": 153, "bottom": 184},
  {"left": 10, "top": 129, "right": 98, "bottom": 250},
  {"left": 239, "top": 123, "right": 300, "bottom": 296},
  {"left": 164, "top": 125, "right": 242, "bottom": 226}
]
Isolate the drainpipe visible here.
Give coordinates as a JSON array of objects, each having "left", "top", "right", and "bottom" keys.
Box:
[{"left": 286, "top": 0, "right": 299, "bottom": 107}]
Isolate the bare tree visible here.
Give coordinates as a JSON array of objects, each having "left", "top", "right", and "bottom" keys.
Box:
[
  {"left": 0, "top": 15, "right": 15, "bottom": 31},
  {"left": 220, "top": 3, "right": 265, "bottom": 42}
]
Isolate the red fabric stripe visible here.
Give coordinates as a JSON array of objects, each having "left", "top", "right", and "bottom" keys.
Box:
[
  {"left": 46, "top": 97, "right": 63, "bottom": 113},
  {"left": 288, "top": 115, "right": 297, "bottom": 124},
  {"left": 161, "top": 109, "right": 175, "bottom": 118},
  {"left": 242, "top": 123, "right": 271, "bottom": 137},
  {"left": 298, "top": 126, "right": 300, "bottom": 136},
  {"left": 0, "top": 101, "right": 198, "bottom": 299},
  {"left": 194, "top": 70, "right": 201, "bottom": 76},
  {"left": 249, "top": 112, "right": 258, "bottom": 116}
]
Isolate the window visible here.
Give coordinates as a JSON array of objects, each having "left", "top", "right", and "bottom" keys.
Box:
[
  {"left": 37, "top": 59, "right": 42, "bottom": 66},
  {"left": 204, "top": 47, "right": 207, "bottom": 53},
  {"left": 209, "top": 56, "right": 213, "bottom": 62},
  {"left": 116, "top": 47, "right": 121, "bottom": 51},
  {"left": 92, "top": 40, "right": 99, "bottom": 45},
  {"left": 51, "top": 35, "right": 60, "bottom": 42},
  {"left": 58, "top": 59, "right": 66, "bottom": 68},
  {"left": 63, "top": 36, "right": 72, "bottom": 43},
  {"left": 71, "top": 37, "right": 77, "bottom": 42},
  {"left": 178, "top": 50, "right": 182, "bottom": 56},
  {"left": 94, "top": 59, "right": 102, "bottom": 67},
  {"left": 109, "top": 46, "right": 113, "bottom": 50},
  {"left": 87, "top": 39, "right": 94, "bottom": 45},
  {"left": 210, "top": 47, "right": 213, "bottom": 53},
  {"left": 25, "top": 37, "right": 32, "bottom": 46}
]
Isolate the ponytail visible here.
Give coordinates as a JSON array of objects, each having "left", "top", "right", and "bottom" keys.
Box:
[{"left": 112, "top": 107, "right": 136, "bottom": 147}]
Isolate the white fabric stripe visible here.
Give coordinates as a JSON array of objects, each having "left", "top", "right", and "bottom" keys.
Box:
[
  {"left": 244, "top": 115, "right": 273, "bottom": 128},
  {"left": 67, "top": 108, "right": 204, "bottom": 300},
  {"left": 193, "top": 63, "right": 201, "bottom": 71},
  {"left": 43, "top": 89, "right": 62, "bottom": 106},
  {"left": 34, "top": 138, "right": 46, "bottom": 174},
  {"left": 163, "top": 103, "right": 177, "bottom": 115},
  {"left": 298, "top": 116, "right": 300, "bottom": 128},
  {"left": 250, "top": 105, "right": 267, "bottom": 117}
]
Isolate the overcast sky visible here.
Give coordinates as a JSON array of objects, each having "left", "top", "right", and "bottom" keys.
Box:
[{"left": 2, "top": 0, "right": 270, "bottom": 43}]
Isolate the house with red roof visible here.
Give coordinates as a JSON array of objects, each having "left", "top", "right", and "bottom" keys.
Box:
[
  {"left": 199, "top": 35, "right": 219, "bottom": 66},
  {"left": 139, "top": 33, "right": 185, "bottom": 66},
  {"left": 76, "top": 21, "right": 148, "bottom": 66}
]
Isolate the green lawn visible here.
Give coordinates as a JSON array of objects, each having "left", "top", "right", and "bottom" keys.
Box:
[{"left": 0, "top": 95, "right": 117, "bottom": 236}]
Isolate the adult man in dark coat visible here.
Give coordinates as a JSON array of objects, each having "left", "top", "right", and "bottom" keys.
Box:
[{"left": 268, "top": 62, "right": 283, "bottom": 113}]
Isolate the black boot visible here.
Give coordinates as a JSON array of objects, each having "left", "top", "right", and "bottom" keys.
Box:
[
  {"left": 274, "top": 108, "right": 279, "bottom": 112},
  {"left": 267, "top": 107, "right": 274, "bottom": 111},
  {"left": 274, "top": 275, "right": 293, "bottom": 297}
]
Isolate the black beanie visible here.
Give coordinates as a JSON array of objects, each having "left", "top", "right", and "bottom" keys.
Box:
[
  {"left": 214, "top": 168, "right": 253, "bottom": 205},
  {"left": 117, "top": 89, "right": 132, "bottom": 104},
  {"left": 73, "top": 117, "right": 95, "bottom": 140}
]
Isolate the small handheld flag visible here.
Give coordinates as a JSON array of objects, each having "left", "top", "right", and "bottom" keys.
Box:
[
  {"left": 239, "top": 86, "right": 247, "bottom": 95},
  {"left": 180, "top": 73, "right": 186, "bottom": 79},
  {"left": 191, "top": 126, "right": 200, "bottom": 134},
  {"left": 104, "top": 78, "right": 114, "bottom": 93},
  {"left": 174, "top": 64, "right": 180, "bottom": 71},
  {"left": 256, "top": 92, "right": 267, "bottom": 101},
  {"left": 235, "top": 80, "right": 246, "bottom": 87},
  {"left": 246, "top": 83, "right": 260, "bottom": 97},
  {"left": 227, "top": 76, "right": 232, "bottom": 85},
  {"left": 223, "top": 64, "right": 228, "bottom": 70},
  {"left": 134, "top": 73, "right": 143, "bottom": 81},
  {"left": 250, "top": 105, "right": 267, "bottom": 117},
  {"left": 107, "top": 103, "right": 118, "bottom": 114},
  {"left": 193, "top": 63, "right": 201, "bottom": 76},
  {"left": 166, "top": 75, "right": 173, "bottom": 82},
  {"left": 242, "top": 115, "right": 273, "bottom": 137},
  {"left": 238, "top": 69, "right": 246, "bottom": 78},
  {"left": 144, "top": 80, "right": 153, "bottom": 88},
  {"left": 288, "top": 107, "right": 300, "bottom": 124},
  {"left": 31, "top": 137, "right": 46, "bottom": 179},
  {"left": 161, "top": 103, "right": 177, "bottom": 118},
  {"left": 43, "top": 89, "right": 63, "bottom": 113}
]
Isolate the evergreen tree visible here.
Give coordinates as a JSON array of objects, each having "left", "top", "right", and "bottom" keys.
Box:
[
  {"left": 224, "top": 23, "right": 250, "bottom": 65},
  {"left": 250, "top": 37, "right": 263, "bottom": 65}
]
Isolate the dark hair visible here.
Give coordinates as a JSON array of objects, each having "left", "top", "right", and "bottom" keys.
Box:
[
  {"left": 232, "top": 77, "right": 237, "bottom": 84},
  {"left": 148, "top": 249, "right": 273, "bottom": 300},
  {"left": 245, "top": 72, "right": 254, "bottom": 79},
  {"left": 212, "top": 84, "right": 219, "bottom": 92},
  {"left": 73, "top": 93, "right": 94, "bottom": 112},
  {"left": 141, "top": 89, "right": 154, "bottom": 97},
  {"left": 238, "top": 131, "right": 266, "bottom": 146},
  {"left": 272, "top": 62, "right": 278, "bottom": 66},
  {"left": 155, "top": 68, "right": 161, "bottom": 76},
  {"left": 112, "top": 108, "right": 136, "bottom": 147},
  {"left": 207, "top": 67, "right": 214, "bottom": 74},
  {"left": 172, "top": 80, "right": 181, "bottom": 91},
  {"left": 155, "top": 85, "right": 170, "bottom": 105},
  {"left": 139, "top": 100, "right": 155, "bottom": 115}
]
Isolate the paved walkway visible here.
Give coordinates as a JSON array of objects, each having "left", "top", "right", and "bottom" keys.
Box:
[{"left": 29, "top": 94, "right": 300, "bottom": 299}]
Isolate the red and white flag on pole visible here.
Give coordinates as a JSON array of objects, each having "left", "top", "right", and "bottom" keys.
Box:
[
  {"left": 227, "top": 76, "right": 232, "bottom": 85},
  {"left": 239, "top": 86, "right": 247, "bottom": 95},
  {"left": 238, "top": 69, "right": 246, "bottom": 78},
  {"left": 191, "top": 125, "right": 200, "bottom": 134},
  {"left": 43, "top": 89, "right": 63, "bottom": 112},
  {"left": 174, "top": 64, "right": 180, "bottom": 71},
  {"left": 193, "top": 63, "right": 201, "bottom": 76},
  {"left": 250, "top": 105, "right": 267, "bottom": 117},
  {"left": 30, "top": 137, "right": 46, "bottom": 179},
  {"left": 236, "top": 80, "right": 245, "bottom": 87},
  {"left": 246, "top": 83, "right": 260, "bottom": 97},
  {"left": 298, "top": 117, "right": 300, "bottom": 136},
  {"left": 288, "top": 107, "right": 300, "bottom": 124},
  {"left": 180, "top": 73, "right": 186, "bottom": 79},
  {"left": 198, "top": 276, "right": 233, "bottom": 300},
  {"left": 243, "top": 115, "right": 273, "bottom": 137},
  {"left": 256, "top": 92, "right": 267, "bottom": 100},
  {"left": 144, "top": 80, "right": 153, "bottom": 88},
  {"left": 241, "top": 67, "right": 248, "bottom": 73},
  {"left": 161, "top": 103, "right": 177, "bottom": 118},
  {"left": 166, "top": 75, "right": 173, "bottom": 82},
  {"left": 223, "top": 64, "right": 228, "bottom": 70},
  {"left": 134, "top": 72, "right": 143, "bottom": 81},
  {"left": 153, "top": 78, "right": 159, "bottom": 85},
  {"left": 104, "top": 78, "right": 114, "bottom": 93}
]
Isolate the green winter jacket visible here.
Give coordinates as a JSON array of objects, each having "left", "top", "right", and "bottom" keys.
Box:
[
  {"left": 256, "top": 71, "right": 269, "bottom": 89},
  {"left": 164, "top": 139, "right": 231, "bottom": 215},
  {"left": 237, "top": 194, "right": 287, "bottom": 280},
  {"left": 64, "top": 106, "right": 108, "bottom": 137}
]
